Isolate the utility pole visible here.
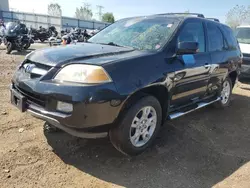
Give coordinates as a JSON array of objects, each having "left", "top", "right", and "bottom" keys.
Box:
[
  {"left": 83, "top": 2, "right": 91, "bottom": 20},
  {"left": 83, "top": 2, "right": 91, "bottom": 10},
  {"left": 96, "top": 5, "right": 104, "bottom": 21}
]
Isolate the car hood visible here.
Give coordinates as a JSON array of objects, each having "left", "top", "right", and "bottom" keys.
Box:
[
  {"left": 26, "top": 43, "right": 135, "bottom": 67},
  {"left": 239, "top": 43, "right": 250, "bottom": 54}
]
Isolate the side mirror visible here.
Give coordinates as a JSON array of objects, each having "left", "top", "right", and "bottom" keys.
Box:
[{"left": 177, "top": 41, "right": 199, "bottom": 55}]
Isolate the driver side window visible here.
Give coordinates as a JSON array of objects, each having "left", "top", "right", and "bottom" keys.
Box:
[{"left": 178, "top": 22, "right": 205, "bottom": 53}]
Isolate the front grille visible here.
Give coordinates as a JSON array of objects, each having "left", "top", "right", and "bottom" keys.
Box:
[
  {"left": 243, "top": 58, "right": 250, "bottom": 65},
  {"left": 24, "top": 59, "right": 52, "bottom": 70},
  {"left": 21, "top": 59, "right": 52, "bottom": 79},
  {"left": 13, "top": 84, "right": 46, "bottom": 107}
]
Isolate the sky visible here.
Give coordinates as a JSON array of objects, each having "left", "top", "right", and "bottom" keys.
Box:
[{"left": 8, "top": 0, "right": 250, "bottom": 23}]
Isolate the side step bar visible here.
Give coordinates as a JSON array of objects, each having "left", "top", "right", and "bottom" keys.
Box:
[{"left": 169, "top": 97, "right": 221, "bottom": 120}]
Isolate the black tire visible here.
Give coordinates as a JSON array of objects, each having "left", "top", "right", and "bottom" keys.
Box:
[
  {"left": 214, "top": 77, "right": 232, "bottom": 108},
  {"left": 43, "top": 122, "right": 61, "bottom": 133},
  {"left": 6, "top": 42, "right": 13, "bottom": 54},
  {"left": 109, "top": 96, "right": 162, "bottom": 156}
]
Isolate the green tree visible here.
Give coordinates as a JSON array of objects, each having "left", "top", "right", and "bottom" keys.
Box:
[
  {"left": 48, "top": 3, "right": 62, "bottom": 17},
  {"left": 226, "top": 5, "right": 250, "bottom": 29},
  {"left": 75, "top": 5, "right": 93, "bottom": 20},
  {"left": 102, "top": 12, "right": 115, "bottom": 23}
]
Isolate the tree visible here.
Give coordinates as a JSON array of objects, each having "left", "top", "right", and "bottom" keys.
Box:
[
  {"left": 226, "top": 5, "right": 250, "bottom": 29},
  {"left": 75, "top": 5, "right": 93, "bottom": 20},
  {"left": 48, "top": 3, "right": 62, "bottom": 17},
  {"left": 102, "top": 12, "right": 115, "bottom": 23}
]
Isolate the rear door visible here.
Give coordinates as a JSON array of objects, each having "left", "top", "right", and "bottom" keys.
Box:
[
  {"left": 205, "top": 22, "right": 241, "bottom": 94},
  {"left": 170, "top": 19, "right": 211, "bottom": 106}
]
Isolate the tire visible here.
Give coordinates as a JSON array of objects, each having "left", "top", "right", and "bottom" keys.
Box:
[
  {"left": 109, "top": 96, "right": 162, "bottom": 156},
  {"left": 214, "top": 77, "right": 232, "bottom": 108},
  {"left": 6, "top": 42, "right": 13, "bottom": 54},
  {"left": 40, "top": 38, "right": 45, "bottom": 43},
  {"left": 43, "top": 122, "right": 61, "bottom": 133}
]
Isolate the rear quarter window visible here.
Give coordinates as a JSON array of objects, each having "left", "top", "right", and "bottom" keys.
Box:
[{"left": 221, "top": 26, "right": 238, "bottom": 50}]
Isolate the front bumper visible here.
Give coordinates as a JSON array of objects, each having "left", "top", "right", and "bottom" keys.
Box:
[
  {"left": 10, "top": 78, "right": 125, "bottom": 137},
  {"left": 27, "top": 107, "right": 108, "bottom": 139},
  {"left": 240, "top": 57, "right": 250, "bottom": 77}
]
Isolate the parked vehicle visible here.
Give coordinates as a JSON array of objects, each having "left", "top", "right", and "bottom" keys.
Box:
[
  {"left": 30, "top": 26, "right": 57, "bottom": 42},
  {"left": 236, "top": 25, "right": 250, "bottom": 78},
  {"left": 4, "top": 22, "right": 32, "bottom": 54},
  {"left": 10, "top": 13, "right": 241, "bottom": 155},
  {"left": 0, "top": 21, "right": 5, "bottom": 45},
  {"left": 48, "top": 36, "right": 62, "bottom": 46},
  {"left": 61, "top": 33, "right": 77, "bottom": 45}
]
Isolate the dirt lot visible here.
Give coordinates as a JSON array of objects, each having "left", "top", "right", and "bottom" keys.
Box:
[{"left": 0, "top": 44, "right": 250, "bottom": 188}]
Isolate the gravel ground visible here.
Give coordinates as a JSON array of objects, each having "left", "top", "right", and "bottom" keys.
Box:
[{"left": 0, "top": 44, "right": 249, "bottom": 188}]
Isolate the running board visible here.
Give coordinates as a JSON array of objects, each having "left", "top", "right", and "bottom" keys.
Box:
[{"left": 169, "top": 97, "right": 221, "bottom": 120}]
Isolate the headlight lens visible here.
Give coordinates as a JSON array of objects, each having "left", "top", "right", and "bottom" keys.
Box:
[{"left": 54, "top": 64, "right": 112, "bottom": 84}]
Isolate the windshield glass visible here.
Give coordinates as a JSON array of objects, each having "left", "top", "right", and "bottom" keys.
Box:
[
  {"left": 88, "top": 16, "right": 179, "bottom": 51},
  {"left": 236, "top": 27, "right": 250, "bottom": 44},
  {"left": 5, "top": 22, "right": 18, "bottom": 30}
]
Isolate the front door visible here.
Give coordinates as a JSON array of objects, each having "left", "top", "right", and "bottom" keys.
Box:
[{"left": 170, "top": 20, "right": 211, "bottom": 107}]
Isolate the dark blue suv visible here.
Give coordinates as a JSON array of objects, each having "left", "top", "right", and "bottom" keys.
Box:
[{"left": 10, "top": 13, "right": 242, "bottom": 155}]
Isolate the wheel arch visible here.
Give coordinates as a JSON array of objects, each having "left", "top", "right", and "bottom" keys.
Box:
[
  {"left": 116, "top": 85, "right": 169, "bottom": 125},
  {"left": 228, "top": 70, "right": 238, "bottom": 87}
]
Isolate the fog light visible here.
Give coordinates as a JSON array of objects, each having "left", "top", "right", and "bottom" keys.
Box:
[{"left": 56, "top": 101, "right": 73, "bottom": 113}]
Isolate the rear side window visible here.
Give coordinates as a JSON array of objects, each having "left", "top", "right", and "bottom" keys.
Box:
[
  {"left": 221, "top": 26, "right": 238, "bottom": 50},
  {"left": 178, "top": 22, "right": 205, "bottom": 52},
  {"left": 207, "top": 23, "right": 224, "bottom": 52}
]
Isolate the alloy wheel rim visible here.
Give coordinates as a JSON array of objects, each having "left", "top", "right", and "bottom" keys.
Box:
[
  {"left": 130, "top": 106, "right": 157, "bottom": 147},
  {"left": 221, "top": 80, "right": 230, "bottom": 104}
]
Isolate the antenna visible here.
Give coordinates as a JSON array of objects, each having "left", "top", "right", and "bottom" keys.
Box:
[{"left": 96, "top": 5, "right": 104, "bottom": 21}]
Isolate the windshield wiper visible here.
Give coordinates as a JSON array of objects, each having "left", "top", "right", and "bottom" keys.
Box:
[
  {"left": 88, "top": 41, "right": 138, "bottom": 50},
  {"left": 101, "top": 42, "right": 123, "bottom": 47},
  {"left": 107, "top": 42, "right": 121, "bottom": 47}
]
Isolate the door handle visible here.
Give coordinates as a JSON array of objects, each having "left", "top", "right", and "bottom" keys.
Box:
[
  {"left": 174, "top": 72, "right": 186, "bottom": 81},
  {"left": 204, "top": 63, "right": 211, "bottom": 69}
]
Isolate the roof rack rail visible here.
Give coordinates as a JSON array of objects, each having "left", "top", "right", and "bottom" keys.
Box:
[
  {"left": 157, "top": 13, "right": 205, "bottom": 18},
  {"left": 207, "top": 18, "right": 220, "bottom": 22}
]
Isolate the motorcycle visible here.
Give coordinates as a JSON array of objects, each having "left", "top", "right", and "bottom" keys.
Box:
[
  {"left": 0, "top": 24, "right": 5, "bottom": 45},
  {"left": 61, "top": 33, "right": 78, "bottom": 45},
  {"left": 30, "top": 26, "right": 57, "bottom": 42},
  {"left": 4, "top": 22, "right": 32, "bottom": 54}
]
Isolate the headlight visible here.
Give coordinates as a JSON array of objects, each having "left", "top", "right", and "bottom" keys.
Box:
[{"left": 54, "top": 64, "right": 112, "bottom": 84}]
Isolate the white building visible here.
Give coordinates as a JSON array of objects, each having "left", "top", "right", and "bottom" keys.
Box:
[{"left": 0, "top": 0, "right": 9, "bottom": 11}]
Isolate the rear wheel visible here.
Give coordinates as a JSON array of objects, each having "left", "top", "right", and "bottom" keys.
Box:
[
  {"left": 6, "top": 42, "right": 13, "bottom": 54},
  {"left": 214, "top": 77, "right": 232, "bottom": 108},
  {"left": 109, "top": 96, "right": 162, "bottom": 156}
]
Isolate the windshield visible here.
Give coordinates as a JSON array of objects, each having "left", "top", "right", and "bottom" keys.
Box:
[
  {"left": 5, "top": 22, "right": 18, "bottom": 30},
  {"left": 236, "top": 28, "right": 250, "bottom": 44},
  {"left": 88, "top": 17, "right": 179, "bottom": 51}
]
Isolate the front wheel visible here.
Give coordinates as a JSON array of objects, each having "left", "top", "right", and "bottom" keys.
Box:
[
  {"left": 109, "top": 96, "right": 162, "bottom": 156},
  {"left": 6, "top": 42, "right": 13, "bottom": 54},
  {"left": 214, "top": 77, "right": 232, "bottom": 108}
]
